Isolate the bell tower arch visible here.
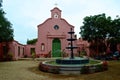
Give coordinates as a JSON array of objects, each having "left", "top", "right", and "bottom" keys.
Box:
[{"left": 51, "top": 7, "right": 61, "bottom": 19}]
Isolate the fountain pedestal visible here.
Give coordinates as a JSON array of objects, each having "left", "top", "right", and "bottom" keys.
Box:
[
  {"left": 55, "top": 28, "right": 89, "bottom": 65},
  {"left": 66, "top": 28, "right": 77, "bottom": 59}
]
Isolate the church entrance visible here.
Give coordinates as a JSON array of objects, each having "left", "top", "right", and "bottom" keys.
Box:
[{"left": 52, "top": 38, "right": 61, "bottom": 57}]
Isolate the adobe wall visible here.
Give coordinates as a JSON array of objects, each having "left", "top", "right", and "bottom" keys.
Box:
[
  {"left": 24, "top": 44, "right": 36, "bottom": 57},
  {"left": 8, "top": 41, "right": 25, "bottom": 60}
]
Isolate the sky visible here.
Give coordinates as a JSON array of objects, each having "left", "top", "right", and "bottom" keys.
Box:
[{"left": 2, "top": 0, "right": 120, "bottom": 44}]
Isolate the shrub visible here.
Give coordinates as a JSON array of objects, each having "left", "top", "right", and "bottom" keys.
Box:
[
  {"left": 80, "top": 66, "right": 89, "bottom": 74},
  {"left": 36, "top": 54, "right": 40, "bottom": 58},
  {"left": 95, "top": 64, "right": 103, "bottom": 72},
  {"left": 24, "top": 55, "right": 27, "bottom": 58},
  {"left": 102, "top": 61, "right": 108, "bottom": 70},
  {"left": 3, "top": 52, "right": 13, "bottom": 61},
  {"left": 7, "top": 53, "right": 13, "bottom": 60},
  {"left": 32, "top": 52, "right": 35, "bottom": 59}
]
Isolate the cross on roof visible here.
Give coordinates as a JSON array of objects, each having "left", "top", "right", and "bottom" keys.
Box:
[{"left": 54, "top": 3, "right": 58, "bottom": 7}]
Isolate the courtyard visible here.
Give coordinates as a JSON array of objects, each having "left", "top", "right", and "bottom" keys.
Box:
[{"left": 0, "top": 59, "right": 120, "bottom": 80}]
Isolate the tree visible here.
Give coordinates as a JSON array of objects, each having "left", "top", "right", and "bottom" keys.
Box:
[
  {"left": 107, "top": 17, "right": 120, "bottom": 53},
  {"left": 27, "top": 38, "right": 37, "bottom": 44},
  {"left": 0, "top": 0, "right": 14, "bottom": 60},
  {"left": 80, "top": 13, "right": 120, "bottom": 57},
  {"left": 80, "top": 13, "right": 111, "bottom": 41},
  {"left": 0, "top": 1, "right": 13, "bottom": 42},
  {"left": 80, "top": 13, "right": 112, "bottom": 56},
  {"left": 0, "top": 0, "right": 2, "bottom": 7}
]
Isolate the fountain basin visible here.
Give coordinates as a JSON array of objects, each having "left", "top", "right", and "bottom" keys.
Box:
[
  {"left": 56, "top": 57, "right": 89, "bottom": 64},
  {"left": 39, "top": 58, "right": 108, "bottom": 74}
]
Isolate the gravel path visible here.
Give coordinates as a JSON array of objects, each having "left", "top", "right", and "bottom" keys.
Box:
[
  {"left": 0, "top": 60, "right": 84, "bottom": 80},
  {"left": 0, "top": 60, "right": 44, "bottom": 80},
  {"left": 1, "top": 60, "right": 119, "bottom": 80}
]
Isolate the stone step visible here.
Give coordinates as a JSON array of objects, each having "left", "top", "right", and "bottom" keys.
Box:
[
  {"left": 60, "top": 67, "right": 82, "bottom": 71},
  {"left": 60, "top": 70, "right": 81, "bottom": 75}
]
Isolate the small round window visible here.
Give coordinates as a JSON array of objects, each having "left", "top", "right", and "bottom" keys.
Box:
[{"left": 54, "top": 25, "right": 59, "bottom": 30}]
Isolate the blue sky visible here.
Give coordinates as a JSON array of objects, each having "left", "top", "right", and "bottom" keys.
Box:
[{"left": 2, "top": 0, "right": 120, "bottom": 44}]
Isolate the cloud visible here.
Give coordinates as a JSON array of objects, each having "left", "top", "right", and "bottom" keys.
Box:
[{"left": 2, "top": 0, "right": 120, "bottom": 44}]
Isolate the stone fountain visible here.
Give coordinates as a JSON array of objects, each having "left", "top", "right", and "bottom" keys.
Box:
[
  {"left": 56, "top": 28, "right": 89, "bottom": 65},
  {"left": 39, "top": 28, "right": 108, "bottom": 74}
]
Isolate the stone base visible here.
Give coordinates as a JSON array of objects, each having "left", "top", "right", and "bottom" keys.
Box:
[{"left": 39, "top": 59, "right": 108, "bottom": 74}]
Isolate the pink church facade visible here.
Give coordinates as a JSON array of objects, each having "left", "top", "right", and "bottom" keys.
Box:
[
  {"left": 0, "top": 7, "right": 89, "bottom": 60},
  {"left": 36, "top": 7, "right": 77, "bottom": 57}
]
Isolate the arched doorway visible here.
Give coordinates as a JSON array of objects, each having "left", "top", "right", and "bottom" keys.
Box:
[{"left": 52, "top": 38, "right": 61, "bottom": 57}]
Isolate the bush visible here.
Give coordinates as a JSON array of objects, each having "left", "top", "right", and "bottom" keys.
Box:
[
  {"left": 7, "top": 53, "right": 13, "bottom": 60},
  {"left": 24, "top": 55, "right": 27, "bottom": 58},
  {"left": 3, "top": 52, "right": 13, "bottom": 61},
  {"left": 80, "top": 66, "right": 89, "bottom": 74},
  {"left": 32, "top": 52, "right": 35, "bottom": 59},
  {"left": 102, "top": 61, "right": 108, "bottom": 70},
  {"left": 95, "top": 64, "right": 103, "bottom": 72}
]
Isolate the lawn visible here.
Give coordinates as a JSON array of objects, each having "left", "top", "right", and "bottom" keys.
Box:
[{"left": 0, "top": 59, "right": 120, "bottom": 80}]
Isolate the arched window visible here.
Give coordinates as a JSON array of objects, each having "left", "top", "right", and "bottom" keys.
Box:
[{"left": 41, "top": 43, "right": 45, "bottom": 51}]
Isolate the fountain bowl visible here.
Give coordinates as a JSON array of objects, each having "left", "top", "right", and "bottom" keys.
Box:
[
  {"left": 39, "top": 57, "right": 108, "bottom": 74},
  {"left": 56, "top": 57, "right": 89, "bottom": 64}
]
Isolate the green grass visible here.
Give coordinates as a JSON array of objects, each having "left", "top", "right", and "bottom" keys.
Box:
[
  {"left": 46, "top": 60, "right": 57, "bottom": 65},
  {"left": 89, "top": 60, "right": 100, "bottom": 64},
  {"left": 0, "top": 59, "right": 120, "bottom": 80}
]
